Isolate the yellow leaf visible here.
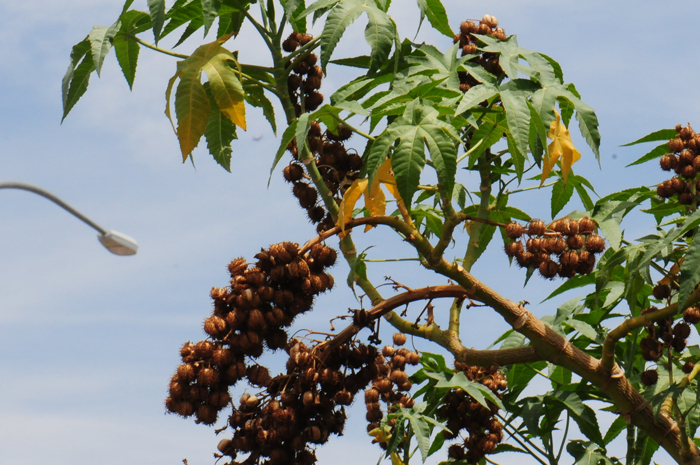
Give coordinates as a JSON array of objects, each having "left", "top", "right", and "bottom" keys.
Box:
[
  {"left": 368, "top": 427, "right": 391, "bottom": 445},
  {"left": 338, "top": 178, "right": 368, "bottom": 233},
  {"left": 202, "top": 54, "right": 247, "bottom": 130},
  {"left": 364, "top": 180, "right": 386, "bottom": 231},
  {"left": 541, "top": 109, "right": 581, "bottom": 186},
  {"left": 175, "top": 71, "right": 211, "bottom": 162},
  {"left": 390, "top": 453, "right": 405, "bottom": 465},
  {"left": 225, "top": 99, "right": 247, "bottom": 130}
]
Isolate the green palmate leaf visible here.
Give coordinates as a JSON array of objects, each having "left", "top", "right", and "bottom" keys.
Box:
[
  {"left": 573, "top": 98, "right": 602, "bottom": 160},
  {"left": 61, "top": 40, "right": 95, "bottom": 122},
  {"left": 551, "top": 176, "right": 575, "bottom": 217},
  {"left": 379, "top": 100, "right": 458, "bottom": 204},
  {"left": 432, "top": 372, "right": 504, "bottom": 409},
  {"left": 626, "top": 143, "right": 669, "bottom": 167},
  {"left": 204, "top": 85, "right": 237, "bottom": 171},
  {"left": 282, "top": 0, "right": 307, "bottom": 32},
  {"left": 403, "top": 409, "right": 432, "bottom": 462},
  {"left": 635, "top": 209, "right": 700, "bottom": 275},
  {"left": 622, "top": 128, "right": 677, "bottom": 147},
  {"left": 603, "top": 416, "right": 627, "bottom": 446},
  {"left": 295, "top": 113, "right": 312, "bottom": 155},
  {"left": 679, "top": 229, "right": 700, "bottom": 310},
  {"left": 567, "top": 441, "right": 618, "bottom": 465},
  {"left": 62, "top": 37, "right": 91, "bottom": 121},
  {"left": 89, "top": 23, "right": 120, "bottom": 76},
  {"left": 500, "top": 88, "right": 531, "bottom": 172},
  {"left": 465, "top": 111, "right": 507, "bottom": 166},
  {"left": 113, "top": 10, "right": 152, "bottom": 89},
  {"left": 243, "top": 85, "right": 276, "bottom": 135},
  {"left": 202, "top": 0, "right": 222, "bottom": 36},
  {"left": 415, "top": 0, "right": 453, "bottom": 37},
  {"left": 362, "top": 6, "right": 395, "bottom": 72},
  {"left": 175, "top": 70, "right": 211, "bottom": 161},
  {"left": 454, "top": 81, "right": 497, "bottom": 114},
  {"left": 161, "top": 0, "right": 202, "bottom": 40},
  {"left": 563, "top": 318, "right": 601, "bottom": 343},
  {"left": 550, "top": 391, "right": 603, "bottom": 445},
  {"left": 493, "top": 443, "right": 529, "bottom": 455},
  {"left": 147, "top": 0, "right": 167, "bottom": 43},
  {"left": 174, "top": 16, "right": 205, "bottom": 47},
  {"left": 296, "top": 0, "right": 338, "bottom": 19},
  {"left": 320, "top": 0, "right": 365, "bottom": 71}
]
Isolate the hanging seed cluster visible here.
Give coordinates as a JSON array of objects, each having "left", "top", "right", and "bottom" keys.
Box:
[
  {"left": 365, "top": 333, "right": 421, "bottom": 454},
  {"left": 639, "top": 306, "right": 700, "bottom": 386},
  {"left": 453, "top": 15, "right": 507, "bottom": 93},
  {"left": 220, "top": 339, "right": 381, "bottom": 465},
  {"left": 165, "top": 241, "right": 337, "bottom": 427},
  {"left": 503, "top": 217, "right": 605, "bottom": 279},
  {"left": 439, "top": 363, "right": 507, "bottom": 464},
  {"left": 656, "top": 124, "right": 700, "bottom": 205},
  {"left": 283, "top": 121, "right": 362, "bottom": 233},
  {"left": 283, "top": 32, "right": 324, "bottom": 116}
]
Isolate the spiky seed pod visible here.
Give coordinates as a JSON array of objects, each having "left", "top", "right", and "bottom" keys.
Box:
[
  {"left": 657, "top": 183, "right": 673, "bottom": 198},
  {"left": 684, "top": 307, "right": 700, "bottom": 324},
  {"left": 282, "top": 37, "right": 299, "bottom": 52},
  {"left": 292, "top": 182, "right": 318, "bottom": 209},
  {"left": 226, "top": 361, "right": 246, "bottom": 383},
  {"left": 246, "top": 365, "right": 272, "bottom": 386},
  {"left": 364, "top": 388, "right": 380, "bottom": 403},
  {"left": 669, "top": 138, "right": 685, "bottom": 152},
  {"left": 566, "top": 234, "right": 585, "bottom": 250},
  {"left": 680, "top": 126, "right": 695, "bottom": 141},
  {"left": 287, "top": 73, "right": 302, "bottom": 91},
  {"left": 406, "top": 351, "right": 420, "bottom": 365},
  {"left": 462, "top": 44, "right": 477, "bottom": 55},
  {"left": 459, "top": 82, "right": 470, "bottom": 93},
  {"left": 548, "top": 237, "right": 567, "bottom": 255},
  {"left": 681, "top": 149, "right": 696, "bottom": 165},
  {"left": 212, "top": 348, "right": 233, "bottom": 367},
  {"left": 198, "top": 367, "right": 219, "bottom": 386},
  {"left": 180, "top": 342, "right": 196, "bottom": 362},
  {"left": 393, "top": 333, "right": 407, "bottom": 346},
  {"left": 526, "top": 237, "right": 543, "bottom": 254},
  {"left": 477, "top": 22, "right": 491, "bottom": 34},
  {"left": 680, "top": 192, "right": 695, "bottom": 205},
  {"left": 209, "top": 391, "right": 232, "bottom": 409},
  {"left": 382, "top": 346, "right": 395, "bottom": 357},
  {"left": 515, "top": 251, "right": 534, "bottom": 268},
  {"left": 334, "top": 390, "right": 353, "bottom": 405},
  {"left": 568, "top": 220, "right": 580, "bottom": 235},
  {"left": 550, "top": 218, "right": 571, "bottom": 235},
  {"left": 681, "top": 164, "right": 697, "bottom": 179},
  {"left": 538, "top": 260, "right": 559, "bottom": 279},
  {"left": 693, "top": 156, "right": 700, "bottom": 172},
  {"left": 283, "top": 163, "right": 304, "bottom": 182},
  {"left": 505, "top": 222, "right": 524, "bottom": 239},
  {"left": 204, "top": 316, "right": 227, "bottom": 338},
  {"left": 195, "top": 341, "right": 215, "bottom": 359},
  {"left": 366, "top": 409, "right": 383, "bottom": 422},
  {"left": 683, "top": 361, "right": 695, "bottom": 374},
  {"left": 660, "top": 154, "right": 678, "bottom": 171},
  {"left": 303, "top": 76, "right": 322, "bottom": 92},
  {"left": 177, "top": 363, "right": 196, "bottom": 382},
  {"left": 228, "top": 258, "right": 248, "bottom": 277},
  {"left": 195, "top": 404, "right": 217, "bottom": 425},
  {"left": 560, "top": 250, "right": 579, "bottom": 268},
  {"left": 390, "top": 370, "right": 408, "bottom": 384},
  {"left": 169, "top": 378, "right": 187, "bottom": 399},
  {"left": 672, "top": 337, "right": 687, "bottom": 353},
  {"left": 504, "top": 241, "right": 523, "bottom": 257},
  {"left": 585, "top": 235, "right": 606, "bottom": 253},
  {"left": 307, "top": 205, "right": 326, "bottom": 223},
  {"left": 306, "top": 92, "right": 324, "bottom": 111},
  {"left": 653, "top": 284, "right": 671, "bottom": 300},
  {"left": 175, "top": 401, "right": 195, "bottom": 417},
  {"left": 528, "top": 219, "right": 546, "bottom": 236},
  {"left": 671, "top": 176, "right": 686, "bottom": 193},
  {"left": 674, "top": 322, "right": 691, "bottom": 339}
]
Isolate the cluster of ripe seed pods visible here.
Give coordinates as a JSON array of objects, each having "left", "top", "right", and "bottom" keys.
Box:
[
  {"left": 503, "top": 217, "right": 606, "bottom": 279},
  {"left": 364, "top": 333, "right": 421, "bottom": 449},
  {"left": 283, "top": 121, "right": 361, "bottom": 233},
  {"left": 218, "top": 338, "right": 382, "bottom": 465},
  {"left": 283, "top": 32, "right": 324, "bottom": 116},
  {"left": 640, "top": 306, "right": 700, "bottom": 386},
  {"left": 454, "top": 15, "right": 507, "bottom": 93},
  {"left": 441, "top": 363, "right": 507, "bottom": 464},
  {"left": 656, "top": 124, "right": 700, "bottom": 204},
  {"left": 165, "top": 241, "right": 336, "bottom": 428}
]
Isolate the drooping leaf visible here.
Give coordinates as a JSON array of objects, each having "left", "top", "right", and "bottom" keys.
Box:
[
  {"left": 147, "top": 0, "right": 167, "bottom": 43},
  {"left": 201, "top": 0, "right": 222, "bottom": 36},
  {"left": 89, "top": 23, "right": 120, "bottom": 76},
  {"left": 202, "top": 52, "right": 247, "bottom": 129},
  {"left": 551, "top": 176, "right": 575, "bottom": 217},
  {"left": 500, "top": 88, "right": 531, "bottom": 173},
  {"left": 244, "top": 85, "right": 277, "bottom": 135},
  {"left": 550, "top": 391, "right": 603, "bottom": 445},
  {"left": 61, "top": 42, "right": 95, "bottom": 122},
  {"left": 161, "top": 0, "right": 203, "bottom": 40},
  {"left": 403, "top": 409, "right": 432, "bottom": 462},
  {"left": 175, "top": 70, "right": 211, "bottom": 161},
  {"left": 204, "top": 85, "right": 237, "bottom": 171},
  {"left": 603, "top": 416, "right": 627, "bottom": 446},
  {"left": 113, "top": 10, "right": 152, "bottom": 89},
  {"left": 320, "top": 1, "right": 365, "bottom": 71},
  {"left": 362, "top": 6, "right": 395, "bottom": 72}
]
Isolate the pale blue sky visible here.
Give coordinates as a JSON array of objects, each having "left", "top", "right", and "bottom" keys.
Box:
[{"left": 0, "top": 1, "right": 699, "bottom": 464}]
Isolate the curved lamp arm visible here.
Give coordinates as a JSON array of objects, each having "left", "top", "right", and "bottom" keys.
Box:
[{"left": 0, "top": 180, "right": 138, "bottom": 256}]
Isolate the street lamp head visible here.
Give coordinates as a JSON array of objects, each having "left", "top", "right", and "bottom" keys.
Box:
[{"left": 98, "top": 230, "right": 139, "bottom": 256}]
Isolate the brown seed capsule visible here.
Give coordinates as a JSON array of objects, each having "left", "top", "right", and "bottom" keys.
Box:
[
  {"left": 382, "top": 346, "right": 395, "bottom": 357},
  {"left": 177, "top": 363, "right": 196, "bottom": 383},
  {"left": 669, "top": 138, "right": 685, "bottom": 153},
  {"left": 195, "top": 341, "right": 215, "bottom": 360},
  {"left": 204, "top": 316, "right": 227, "bottom": 338},
  {"left": 680, "top": 126, "right": 695, "bottom": 141},
  {"left": 660, "top": 154, "right": 678, "bottom": 171},
  {"left": 585, "top": 235, "right": 605, "bottom": 253},
  {"left": 550, "top": 218, "right": 571, "bottom": 235},
  {"left": 364, "top": 388, "right": 380, "bottom": 403},
  {"left": 462, "top": 44, "right": 477, "bottom": 55},
  {"left": 538, "top": 260, "right": 559, "bottom": 279},
  {"left": 504, "top": 241, "right": 523, "bottom": 257},
  {"left": 566, "top": 234, "right": 585, "bottom": 250},
  {"left": 406, "top": 351, "right": 420, "bottom": 365},
  {"left": 195, "top": 404, "right": 217, "bottom": 425},
  {"left": 505, "top": 222, "right": 524, "bottom": 239},
  {"left": 515, "top": 251, "right": 534, "bottom": 268},
  {"left": 683, "top": 361, "right": 695, "bottom": 374},
  {"left": 681, "top": 164, "right": 697, "bottom": 179},
  {"left": 672, "top": 337, "right": 687, "bottom": 353},
  {"left": 560, "top": 250, "right": 579, "bottom": 268},
  {"left": 334, "top": 389, "right": 353, "bottom": 405},
  {"left": 653, "top": 284, "right": 671, "bottom": 300},
  {"left": 674, "top": 322, "right": 691, "bottom": 339},
  {"left": 680, "top": 192, "right": 695, "bottom": 205},
  {"left": 390, "top": 370, "right": 408, "bottom": 384},
  {"left": 198, "top": 367, "right": 218, "bottom": 386},
  {"left": 684, "top": 307, "right": 700, "bottom": 324},
  {"left": 393, "top": 333, "right": 407, "bottom": 346},
  {"left": 526, "top": 237, "right": 544, "bottom": 254},
  {"left": 528, "top": 219, "right": 546, "bottom": 236},
  {"left": 212, "top": 348, "right": 233, "bottom": 366}
]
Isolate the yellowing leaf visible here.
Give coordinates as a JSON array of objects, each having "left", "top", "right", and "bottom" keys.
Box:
[
  {"left": 390, "top": 453, "right": 405, "bottom": 465},
  {"left": 226, "top": 99, "right": 247, "bottom": 130},
  {"left": 202, "top": 53, "right": 247, "bottom": 130},
  {"left": 337, "top": 159, "right": 405, "bottom": 235},
  {"left": 368, "top": 427, "right": 391, "bottom": 445},
  {"left": 541, "top": 109, "right": 581, "bottom": 186},
  {"left": 175, "top": 71, "right": 211, "bottom": 162}
]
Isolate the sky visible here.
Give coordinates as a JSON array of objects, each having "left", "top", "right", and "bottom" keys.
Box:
[{"left": 0, "top": 1, "right": 699, "bottom": 465}]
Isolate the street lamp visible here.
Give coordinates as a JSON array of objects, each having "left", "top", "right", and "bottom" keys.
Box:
[{"left": 0, "top": 180, "right": 138, "bottom": 256}]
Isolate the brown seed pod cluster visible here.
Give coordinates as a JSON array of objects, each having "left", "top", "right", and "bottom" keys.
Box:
[
  {"left": 283, "top": 120, "right": 362, "bottom": 233},
  {"left": 504, "top": 217, "right": 604, "bottom": 279},
  {"left": 284, "top": 32, "right": 323, "bottom": 116},
  {"left": 453, "top": 15, "right": 507, "bottom": 93},
  {"left": 365, "top": 340, "right": 422, "bottom": 452},
  {"left": 439, "top": 363, "right": 507, "bottom": 464},
  {"left": 222, "top": 339, "right": 380, "bottom": 465},
  {"left": 656, "top": 124, "right": 700, "bottom": 205},
  {"left": 640, "top": 307, "right": 693, "bottom": 368},
  {"left": 165, "top": 241, "right": 337, "bottom": 428}
]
